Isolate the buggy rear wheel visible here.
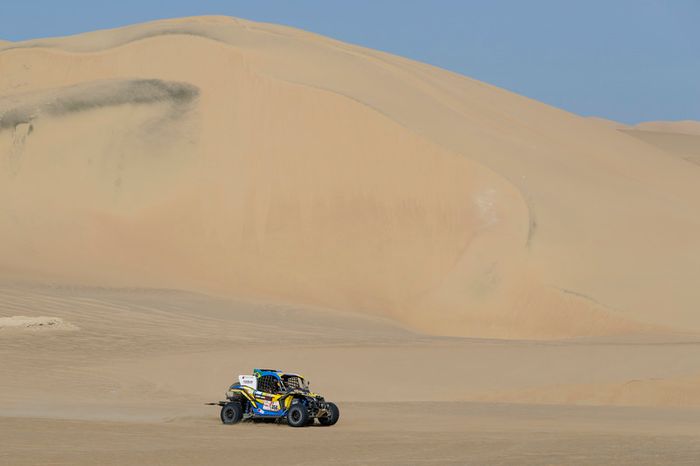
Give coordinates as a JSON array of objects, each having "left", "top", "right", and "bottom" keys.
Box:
[
  {"left": 319, "top": 402, "right": 339, "bottom": 426},
  {"left": 220, "top": 402, "right": 243, "bottom": 424}
]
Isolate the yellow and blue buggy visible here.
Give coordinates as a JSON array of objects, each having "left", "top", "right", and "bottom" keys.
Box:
[{"left": 207, "top": 369, "right": 340, "bottom": 427}]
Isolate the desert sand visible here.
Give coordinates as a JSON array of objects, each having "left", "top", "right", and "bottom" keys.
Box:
[
  {"left": 2, "top": 284, "right": 700, "bottom": 465},
  {"left": 634, "top": 120, "right": 700, "bottom": 135},
  {"left": 1, "top": 16, "right": 700, "bottom": 465},
  {"left": 620, "top": 121, "right": 700, "bottom": 166}
]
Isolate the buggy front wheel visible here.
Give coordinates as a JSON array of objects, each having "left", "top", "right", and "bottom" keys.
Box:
[{"left": 319, "top": 402, "right": 339, "bottom": 426}]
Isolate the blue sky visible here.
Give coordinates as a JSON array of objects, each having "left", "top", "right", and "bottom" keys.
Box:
[{"left": 1, "top": 0, "right": 698, "bottom": 124}]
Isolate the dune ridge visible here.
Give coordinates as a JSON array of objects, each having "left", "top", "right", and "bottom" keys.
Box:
[
  {"left": 634, "top": 120, "right": 700, "bottom": 136},
  {"left": 619, "top": 121, "right": 700, "bottom": 166},
  {"left": 1, "top": 17, "right": 699, "bottom": 339}
]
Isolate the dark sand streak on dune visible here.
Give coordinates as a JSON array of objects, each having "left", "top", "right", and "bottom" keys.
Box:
[{"left": 0, "top": 79, "right": 199, "bottom": 131}]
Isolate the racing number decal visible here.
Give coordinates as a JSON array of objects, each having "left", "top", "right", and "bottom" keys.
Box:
[{"left": 262, "top": 400, "right": 281, "bottom": 411}]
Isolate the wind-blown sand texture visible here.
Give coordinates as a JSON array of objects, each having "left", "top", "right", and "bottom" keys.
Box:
[{"left": 1, "top": 17, "right": 699, "bottom": 465}]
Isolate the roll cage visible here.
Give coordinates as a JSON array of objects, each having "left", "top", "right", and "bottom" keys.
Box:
[{"left": 253, "top": 369, "right": 309, "bottom": 394}]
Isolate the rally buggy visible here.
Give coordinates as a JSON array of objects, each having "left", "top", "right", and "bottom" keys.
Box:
[{"left": 206, "top": 369, "right": 340, "bottom": 427}]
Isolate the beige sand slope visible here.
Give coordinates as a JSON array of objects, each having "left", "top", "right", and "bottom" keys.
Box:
[
  {"left": 585, "top": 116, "right": 630, "bottom": 130},
  {"left": 1, "top": 16, "right": 700, "bottom": 340},
  {"left": 635, "top": 120, "right": 700, "bottom": 135},
  {"left": 620, "top": 120, "right": 700, "bottom": 166}
]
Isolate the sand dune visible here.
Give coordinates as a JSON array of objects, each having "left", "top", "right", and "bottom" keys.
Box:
[
  {"left": 634, "top": 120, "right": 700, "bottom": 136},
  {"left": 2, "top": 17, "right": 700, "bottom": 464},
  {"left": 2, "top": 17, "right": 698, "bottom": 339},
  {"left": 585, "top": 116, "right": 630, "bottom": 130},
  {"left": 620, "top": 121, "right": 700, "bottom": 166},
  {"left": 586, "top": 118, "right": 700, "bottom": 165}
]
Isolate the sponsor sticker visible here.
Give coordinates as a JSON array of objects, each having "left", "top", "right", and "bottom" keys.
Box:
[{"left": 239, "top": 375, "right": 257, "bottom": 389}]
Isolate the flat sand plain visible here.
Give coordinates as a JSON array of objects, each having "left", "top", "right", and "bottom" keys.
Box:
[
  {"left": 4, "top": 404, "right": 700, "bottom": 466},
  {"left": 2, "top": 284, "right": 700, "bottom": 465}
]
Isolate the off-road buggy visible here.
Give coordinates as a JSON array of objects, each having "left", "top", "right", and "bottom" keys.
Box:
[{"left": 207, "top": 369, "right": 340, "bottom": 427}]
